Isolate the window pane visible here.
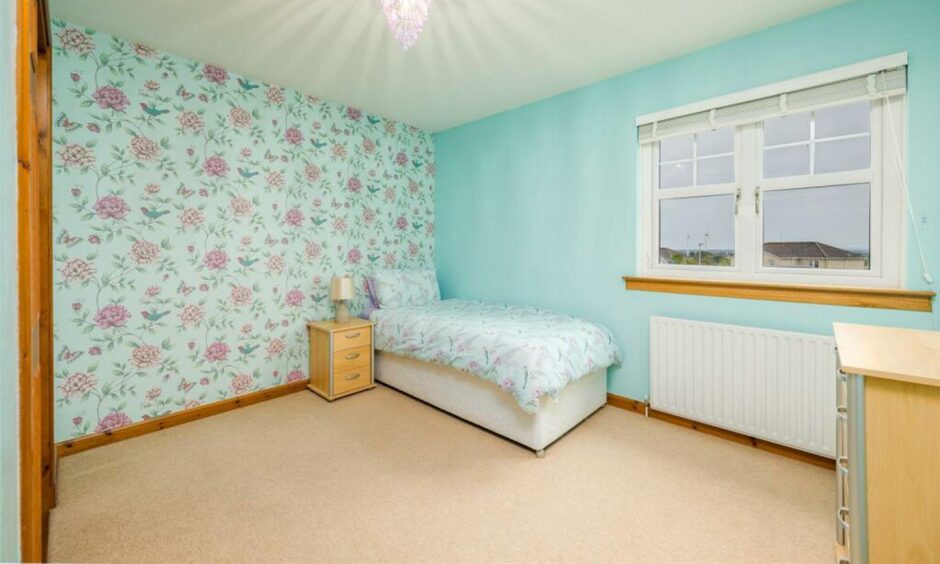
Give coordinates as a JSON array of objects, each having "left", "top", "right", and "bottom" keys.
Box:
[
  {"left": 660, "top": 135, "right": 693, "bottom": 162},
  {"left": 764, "top": 112, "right": 811, "bottom": 146},
  {"left": 697, "top": 127, "right": 734, "bottom": 156},
  {"left": 696, "top": 155, "right": 734, "bottom": 185},
  {"left": 816, "top": 101, "right": 870, "bottom": 139},
  {"left": 764, "top": 144, "right": 810, "bottom": 178},
  {"left": 659, "top": 162, "right": 693, "bottom": 189},
  {"left": 815, "top": 136, "right": 870, "bottom": 174},
  {"left": 762, "top": 184, "right": 870, "bottom": 270},
  {"left": 659, "top": 195, "right": 735, "bottom": 266}
]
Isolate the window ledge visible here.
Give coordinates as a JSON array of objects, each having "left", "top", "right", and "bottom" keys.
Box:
[{"left": 622, "top": 276, "right": 934, "bottom": 312}]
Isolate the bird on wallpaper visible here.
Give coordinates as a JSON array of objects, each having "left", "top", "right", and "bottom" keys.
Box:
[
  {"left": 412, "top": 159, "right": 423, "bottom": 169},
  {"left": 367, "top": 116, "right": 381, "bottom": 125},
  {"left": 238, "top": 257, "right": 259, "bottom": 267},
  {"left": 140, "top": 102, "right": 170, "bottom": 116},
  {"left": 310, "top": 138, "right": 328, "bottom": 149},
  {"left": 237, "top": 78, "right": 260, "bottom": 90},
  {"left": 140, "top": 207, "right": 170, "bottom": 219},
  {"left": 141, "top": 310, "right": 170, "bottom": 322},
  {"left": 238, "top": 344, "right": 259, "bottom": 355},
  {"left": 312, "top": 217, "right": 328, "bottom": 227},
  {"left": 237, "top": 167, "right": 259, "bottom": 179}
]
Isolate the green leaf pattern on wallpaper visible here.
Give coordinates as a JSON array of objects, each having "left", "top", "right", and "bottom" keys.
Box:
[{"left": 51, "top": 20, "right": 435, "bottom": 440}]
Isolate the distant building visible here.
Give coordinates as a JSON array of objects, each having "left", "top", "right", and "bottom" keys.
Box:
[{"left": 763, "top": 241, "right": 868, "bottom": 269}]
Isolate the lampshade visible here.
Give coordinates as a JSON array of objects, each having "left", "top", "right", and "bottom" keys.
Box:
[{"left": 330, "top": 276, "right": 354, "bottom": 301}]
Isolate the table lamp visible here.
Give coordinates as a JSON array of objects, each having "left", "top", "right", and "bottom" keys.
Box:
[{"left": 330, "top": 275, "right": 354, "bottom": 323}]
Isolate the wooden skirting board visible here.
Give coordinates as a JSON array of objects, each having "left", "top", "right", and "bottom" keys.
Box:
[
  {"left": 56, "top": 380, "right": 309, "bottom": 457},
  {"left": 607, "top": 392, "right": 835, "bottom": 470}
]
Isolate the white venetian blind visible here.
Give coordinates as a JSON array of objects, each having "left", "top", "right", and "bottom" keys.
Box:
[{"left": 638, "top": 66, "right": 907, "bottom": 144}]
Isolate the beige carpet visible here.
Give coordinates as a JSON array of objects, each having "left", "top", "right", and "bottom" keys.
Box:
[{"left": 49, "top": 385, "right": 834, "bottom": 563}]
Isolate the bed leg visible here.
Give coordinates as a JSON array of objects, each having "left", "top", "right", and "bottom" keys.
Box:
[{"left": 535, "top": 449, "right": 546, "bottom": 459}]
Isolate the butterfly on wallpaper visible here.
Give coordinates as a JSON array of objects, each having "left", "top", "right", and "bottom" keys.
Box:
[
  {"left": 265, "top": 320, "right": 279, "bottom": 332},
  {"left": 177, "top": 282, "right": 195, "bottom": 296},
  {"left": 178, "top": 379, "right": 196, "bottom": 393},
  {"left": 176, "top": 84, "right": 194, "bottom": 100},
  {"left": 177, "top": 184, "right": 194, "bottom": 198},
  {"left": 56, "top": 229, "right": 83, "bottom": 247},
  {"left": 56, "top": 345, "right": 83, "bottom": 363},
  {"left": 263, "top": 150, "right": 278, "bottom": 162},
  {"left": 54, "top": 112, "right": 82, "bottom": 131}
]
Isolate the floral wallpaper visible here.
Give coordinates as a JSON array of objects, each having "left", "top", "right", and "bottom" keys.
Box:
[{"left": 51, "top": 21, "right": 435, "bottom": 440}]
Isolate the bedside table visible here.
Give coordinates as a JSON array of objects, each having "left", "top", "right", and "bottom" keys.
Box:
[{"left": 307, "top": 318, "right": 375, "bottom": 401}]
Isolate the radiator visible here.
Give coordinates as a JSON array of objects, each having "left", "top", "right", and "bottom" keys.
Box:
[{"left": 650, "top": 316, "right": 837, "bottom": 458}]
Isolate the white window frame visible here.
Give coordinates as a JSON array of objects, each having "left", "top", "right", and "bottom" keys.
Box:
[{"left": 638, "top": 87, "right": 906, "bottom": 289}]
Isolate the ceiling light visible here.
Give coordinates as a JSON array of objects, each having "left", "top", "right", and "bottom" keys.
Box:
[{"left": 381, "top": 0, "right": 431, "bottom": 51}]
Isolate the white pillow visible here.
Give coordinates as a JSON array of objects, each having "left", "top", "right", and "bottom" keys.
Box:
[{"left": 372, "top": 269, "right": 441, "bottom": 308}]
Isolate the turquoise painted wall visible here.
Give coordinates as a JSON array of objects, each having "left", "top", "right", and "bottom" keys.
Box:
[
  {"left": 0, "top": 0, "right": 20, "bottom": 560},
  {"left": 435, "top": 0, "right": 940, "bottom": 401}
]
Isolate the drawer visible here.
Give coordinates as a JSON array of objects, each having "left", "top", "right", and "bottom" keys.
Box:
[
  {"left": 333, "top": 345, "right": 371, "bottom": 373},
  {"left": 333, "top": 366, "right": 371, "bottom": 395},
  {"left": 334, "top": 327, "right": 371, "bottom": 351}
]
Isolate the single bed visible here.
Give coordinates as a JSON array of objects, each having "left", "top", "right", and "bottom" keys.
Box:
[{"left": 367, "top": 296, "right": 622, "bottom": 455}]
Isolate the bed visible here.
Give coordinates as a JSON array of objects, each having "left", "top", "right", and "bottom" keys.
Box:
[{"left": 366, "top": 288, "right": 622, "bottom": 456}]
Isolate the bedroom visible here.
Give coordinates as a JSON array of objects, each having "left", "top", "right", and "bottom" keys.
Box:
[{"left": 3, "top": 0, "right": 939, "bottom": 562}]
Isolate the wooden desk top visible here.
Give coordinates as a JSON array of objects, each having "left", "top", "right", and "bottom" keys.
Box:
[
  {"left": 307, "top": 318, "right": 374, "bottom": 333},
  {"left": 834, "top": 323, "right": 940, "bottom": 388}
]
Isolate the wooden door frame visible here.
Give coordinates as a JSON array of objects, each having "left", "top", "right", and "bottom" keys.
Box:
[{"left": 16, "top": 0, "right": 54, "bottom": 561}]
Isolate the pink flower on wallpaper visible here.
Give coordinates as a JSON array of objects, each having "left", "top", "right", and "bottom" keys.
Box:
[
  {"left": 266, "top": 87, "right": 285, "bottom": 104},
  {"left": 284, "top": 208, "right": 304, "bottom": 227},
  {"left": 346, "top": 248, "right": 362, "bottom": 264},
  {"left": 384, "top": 187, "right": 396, "bottom": 203},
  {"left": 178, "top": 207, "right": 204, "bottom": 229},
  {"left": 331, "top": 143, "right": 347, "bottom": 160},
  {"left": 362, "top": 138, "right": 376, "bottom": 154},
  {"left": 145, "top": 387, "right": 162, "bottom": 401},
  {"left": 184, "top": 400, "right": 201, "bottom": 410},
  {"left": 93, "top": 195, "right": 130, "bottom": 220},
  {"left": 144, "top": 183, "right": 160, "bottom": 194},
  {"left": 346, "top": 177, "right": 362, "bottom": 193},
  {"left": 304, "top": 164, "right": 321, "bottom": 183},
  {"left": 177, "top": 110, "right": 205, "bottom": 132},
  {"left": 346, "top": 107, "right": 362, "bottom": 121},
  {"left": 204, "top": 342, "right": 230, "bottom": 362},
  {"left": 203, "top": 155, "right": 229, "bottom": 177},
  {"left": 332, "top": 217, "right": 348, "bottom": 234},
  {"left": 131, "top": 344, "right": 162, "bottom": 368},
  {"left": 92, "top": 85, "right": 130, "bottom": 111},
  {"left": 130, "top": 136, "right": 161, "bottom": 161},
  {"left": 144, "top": 80, "right": 160, "bottom": 91},
  {"left": 384, "top": 253, "right": 397, "bottom": 268},
  {"left": 395, "top": 151, "right": 408, "bottom": 166},
  {"left": 58, "top": 143, "right": 95, "bottom": 168},
  {"left": 132, "top": 42, "right": 158, "bottom": 58},
  {"left": 130, "top": 240, "right": 161, "bottom": 264},
  {"left": 203, "top": 249, "right": 229, "bottom": 270},
  {"left": 265, "top": 171, "right": 285, "bottom": 190},
  {"left": 285, "top": 288, "right": 304, "bottom": 307},
  {"left": 408, "top": 179, "right": 419, "bottom": 194},
  {"left": 229, "top": 106, "right": 252, "bottom": 128},
  {"left": 408, "top": 241, "right": 419, "bottom": 257},
  {"left": 426, "top": 162, "right": 436, "bottom": 177},
  {"left": 94, "top": 304, "right": 131, "bottom": 329},
  {"left": 284, "top": 127, "right": 303, "bottom": 145},
  {"left": 57, "top": 27, "right": 95, "bottom": 54},
  {"left": 395, "top": 216, "right": 408, "bottom": 230},
  {"left": 304, "top": 241, "right": 321, "bottom": 261},
  {"left": 60, "top": 372, "right": 97, "bottom": 398},
  {"left": 362, "top": 207, "right": 376, "bottom": 225},
  {"left": 230, "top": 373, "right": 253, "bottom": 395},
  {"left": 230, "top": 196, "right": 253, "bottom": 218},
  {"left": 266, "top": 338, "right": 285, "bottom": 357},
  {"left": 178, "top": 304, "right": 205, "bottom": 327},
  {"left": 287, "top": 370, "right": 305, "bottom": 383},
  {"left": 95, "top": 411, "right": 133, "bottom": 433},
  {"left": 230, "top": 285, "right": 252, "bottom": 306},
  {"left": 88, "top": 346, "right": 101, "bottom": 356},
  {"left": 145, "top": 285, "right": 161, "bottom": 297},
  {"left": 267, "top": 254, "right": 284, "bottom": 274},
  {"left": 59, "top": 258, "right": 96, "bottom": 284},
  {"left": 203, "top": 64, "right": 229, "bottom": 84},
  {"left": 384, "top": 120, "right": 397, "bottom": 135},
  {"left": 426, "top": 222, "right": 435, "bottom": 236}
]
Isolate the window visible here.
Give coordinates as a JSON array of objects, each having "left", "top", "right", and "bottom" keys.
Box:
[{"left": 638, "top": 57, "right": 907, "bottom": 288}]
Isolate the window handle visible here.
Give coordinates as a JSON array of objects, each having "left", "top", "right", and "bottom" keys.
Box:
[
  {"left": 754, "top": 186, "right": 761, "bottom": 215},
  {"left": 734, "top": 188, "right": 742, "bottom": 215}
]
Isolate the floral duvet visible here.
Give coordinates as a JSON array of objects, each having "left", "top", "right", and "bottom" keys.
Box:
[{"left": 370, "top": 299, "right": 622, "bottom": 413}]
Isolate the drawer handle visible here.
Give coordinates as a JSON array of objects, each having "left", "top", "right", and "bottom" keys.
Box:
[
  {"left": 836, "top": 405, "right": 848, "bottom": 421},
  {"left": 837, "top": 506, "right": 850, "bottom": 530},
  {"left": 344, "top": 332, "right": 361, "bottom": 339},
  {"left": 837, "top": 456, "right": 849, "bottom": 475},
  {"left": 344, "top": 352, "right": 361, "bottom": 360},
  {"left": 344, "top": 373, "right": 361, "bottom": 381}
]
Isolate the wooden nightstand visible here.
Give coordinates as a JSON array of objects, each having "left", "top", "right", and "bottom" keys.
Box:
[{"left": 307, "top": 318, "right": 375, "bottom": 401}]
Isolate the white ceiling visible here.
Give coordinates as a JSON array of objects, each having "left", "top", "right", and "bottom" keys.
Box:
[{"left": 50, "top": 0, "right": 848, "bottom": 132}]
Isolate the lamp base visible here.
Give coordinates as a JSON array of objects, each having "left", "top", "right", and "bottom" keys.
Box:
[{"left": 334, "top": 300, "right": 350, "bottom": 324}]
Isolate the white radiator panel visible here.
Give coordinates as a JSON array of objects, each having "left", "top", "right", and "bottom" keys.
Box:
[{"left": 650, "top": 316, "right": 837, "bottom": 458}]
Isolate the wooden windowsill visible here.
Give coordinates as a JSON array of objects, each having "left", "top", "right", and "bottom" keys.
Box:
[{"left": 622, "top": 276, "right": 935, "bottom": 312}]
